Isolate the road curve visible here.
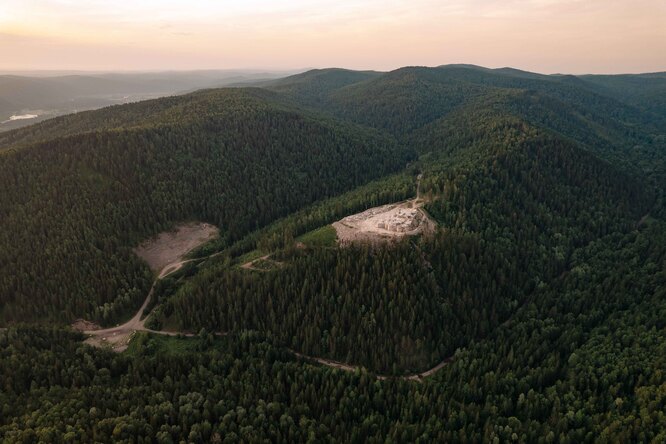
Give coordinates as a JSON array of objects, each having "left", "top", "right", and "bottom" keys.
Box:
[{"left": 290, "top": 350, "right": 453, "bottom": 382}]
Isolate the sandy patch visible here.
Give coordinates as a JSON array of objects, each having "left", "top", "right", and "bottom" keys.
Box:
[
  {"left": 80, "top": 222, "right": 218, "bottom": 353},
  {"left": 134, "top": 222, "right": 218, "bottom": 273},
  {"left": 84, "top": 330, "right": 135, "bottom": 352}
]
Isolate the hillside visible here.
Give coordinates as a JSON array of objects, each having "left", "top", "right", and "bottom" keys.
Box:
[
  {"left": 265, "top": 68, "right": 382, "bottom": 107},
  {"left": 270, "top": 65, "right": 666, "bottom": 179},
  {"left": 580, "top": 72, "right": 666, "bottom": 117},
  {"left": 0, "top": 88, "right": 411, "bottom": 324},
  {"left": 151, "top": 110, "right": 651, "bottom": 374},
  {"left": 0, "top": 65, "right": 665, "bottom": 441}
]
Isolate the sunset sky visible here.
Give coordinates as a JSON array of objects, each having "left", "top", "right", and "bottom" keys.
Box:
[{"left": 1, "top": 0, "right": 664, "bottom": 74}]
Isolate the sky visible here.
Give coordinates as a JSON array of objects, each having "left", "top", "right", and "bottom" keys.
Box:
[{"left": 0, "top": 0, "right": 665, "bottom": 74}]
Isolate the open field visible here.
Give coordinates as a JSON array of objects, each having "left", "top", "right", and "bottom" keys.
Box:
[{"left": 297, "top": 224, "right": 337, "bottom": 247}]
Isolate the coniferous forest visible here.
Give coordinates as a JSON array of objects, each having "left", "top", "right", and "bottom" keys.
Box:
[{"left": 1, "top": 65, "right": 665, "bottom": 442}]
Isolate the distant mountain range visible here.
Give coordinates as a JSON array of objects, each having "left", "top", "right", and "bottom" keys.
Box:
[{"left": 0, "top": 69, "right": 303, "bottom": 131}]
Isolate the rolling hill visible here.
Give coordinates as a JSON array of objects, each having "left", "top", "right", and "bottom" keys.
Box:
[
  {"left": 0, "top": 65, "right": 664, "bottom": 442},
  {"left": 0, "top": 70, "right": 299, "bottom": 131},
  {"left": 0, "top": 88, "right": 411, "bottom": 324}
]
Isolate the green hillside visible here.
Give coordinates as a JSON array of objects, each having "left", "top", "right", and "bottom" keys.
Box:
[
  {"left": 0, "top": 65, "right": 665, "bottom": 441},
  {"left": 0, "top": 88, "right": 411, "bottom": 324},
  {"left": 153, "top": 110, "right": 651, "bottom": 374},
  {"left": 580, "top": 72, "right": 666, "bottom": 117},
  {"left": 271, "top": 65, "right": 666, "bottom": 181}
]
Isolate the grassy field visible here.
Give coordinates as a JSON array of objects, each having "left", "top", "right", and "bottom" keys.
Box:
[
  {"left": 297, "top": 225, "right": 337, "bottom": 247},
  {"left": 125, "top": 331, "right": 218, "bottom": 357}
]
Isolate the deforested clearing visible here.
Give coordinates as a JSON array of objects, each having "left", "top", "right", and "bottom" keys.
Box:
[{"left": 133, "top": 222, "right": 218, "bottom": 273}]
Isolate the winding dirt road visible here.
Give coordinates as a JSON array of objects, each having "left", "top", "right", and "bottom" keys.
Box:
[
  {"left": 290, "top": 350, "right": 453, "bottom": 382},
  {"left": 80, "top": 175, "right": 452, "bottom": 378},
  {"left": 82, "top": 262, "right": 198, "bottom": 351}
]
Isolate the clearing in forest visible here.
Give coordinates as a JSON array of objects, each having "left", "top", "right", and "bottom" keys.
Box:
[
  {"left": 134, "top": 222, "right": 219, "bottom": 274},
  {"left": 333, "top": 199, "right": 435, "bottom": 244},
  {"left": 78, "top": 221, "right": 218, "bottom": 352}
]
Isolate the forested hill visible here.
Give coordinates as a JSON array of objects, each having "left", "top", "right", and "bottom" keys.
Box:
[
  {"left": 0, "top": 88, "right": 412, "bottom": 324},
  {"left": 1, "top": 88, "right": 292, "bottom": 150},
  {"left": 269, "top": 65, "right": 666, "bottom": 183},
  {"left": 0, "top": 65, "right": 665, "bottom": 441}
]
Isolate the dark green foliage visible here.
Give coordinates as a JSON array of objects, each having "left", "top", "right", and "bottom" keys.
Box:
[
  {"left": 1, "top": 65, "right": 665, "bottom": 441},
  {"left": 580, "top": 72, "right": 666, "bottom": 117},
  {"left": 154, "top": 119, "right": 650, "bottom": 374},
  {"left": 1, "top": 221, "right": 664, "bottom": 441},
  {"left": 0, "top": 89, "right": 411, "bottom": 324},
  {"left": 161, "top": 243, "right": 447, "bottom": 373}
]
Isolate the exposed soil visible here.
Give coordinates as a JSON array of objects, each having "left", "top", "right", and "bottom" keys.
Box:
[
  {"left": 240, "top": 254, "right": 282, "bottom": 271},
  {"left": 333, "top": 200, "right": 435, "bottom": 245},
  {"left": 333, "top": 174, "right": 436, "bottom": 245},
  {"left": 134, "top": 222, "right": 218, "bottom": 274},
  {"left": 76, "top": 177, "right": 452, "bottom": 379},
  {"left": 71, "top": 319, "right": 101, "bottom": 332}
]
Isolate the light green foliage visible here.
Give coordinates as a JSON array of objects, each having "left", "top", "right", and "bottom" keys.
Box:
[{"left": 296, "top": 225, "right": 337, "bottom": 248}]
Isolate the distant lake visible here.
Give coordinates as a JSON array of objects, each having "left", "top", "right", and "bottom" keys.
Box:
[{"left": 3, "top": 114, "right": 39, "bottom": 123}]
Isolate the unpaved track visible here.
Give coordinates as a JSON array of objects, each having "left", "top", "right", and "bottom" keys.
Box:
[
  {"left": 240, "top": 254, "right": 283, "bottom": 271},
  {"left": 80, "top": 175, "right": 452, "bottom": 378},
  {"left": 291, "top": 350, "right": 453, "bottom": 382},
  {"left": 83, "top": 264, "right": 192, "bottom": 351},
  {"left": 82, "top": 225, "right": 223, "bottom": 351},
  {"left": 240, "top": 254, "right": 271, "bottom": 270},
  {"left": 82, "top": 241, "right": 452, "bottom": 378}
]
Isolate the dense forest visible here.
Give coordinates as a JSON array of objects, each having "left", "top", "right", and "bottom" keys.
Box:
[
  {"left": 0, "top": 65, "right": 665, "bottom": 441},
  {"left": 1, "top": 220, "right": 664, "bottom": 442},
  {"left": 0, "top": 89, "right": 411, "bottom": 324},
  {"left": 153, "top": 118, "right": 650, "bottom": 374}
]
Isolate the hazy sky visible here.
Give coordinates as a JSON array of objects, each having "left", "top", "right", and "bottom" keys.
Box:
[{"left": 1, "top": 0, "right": 664, "bottom": 74}]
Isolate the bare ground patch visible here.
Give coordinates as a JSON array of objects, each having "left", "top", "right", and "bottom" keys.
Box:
[
  {"left": 134, "top": 222, "right": 219, "bottom": 273},
  {"left": 71, "top": 319, "right": 101, "bottom": 332},
  {"left": 240, "top": 254, "right": 283, "bottom": 271},
  {"left": 333, "top": 199, "right": 436, "bottom": 245}
]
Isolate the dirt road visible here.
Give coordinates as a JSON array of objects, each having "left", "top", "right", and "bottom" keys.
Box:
[
  {"left": 82, "top": 264, "right": 188, "bottom": 351},
  {"left": 78, "top": 184, "right": 452, "bottom": 378},
  {"left": 81, "top": 223, "right": 220, "bottom": 351},
  {"left": 240, "top": 254, "right": 271, "bottom": 270},
  {"left": 291, "top": 350, "right": 453, "bottom": 382}
]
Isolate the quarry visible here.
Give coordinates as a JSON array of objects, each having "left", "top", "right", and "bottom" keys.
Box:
[{"left": 333, "top": 199, "right": 435, "bottom": 244}]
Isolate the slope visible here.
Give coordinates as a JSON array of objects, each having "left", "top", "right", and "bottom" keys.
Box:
[
  {"left": 270, "top": 65, "right": 666, "bottom": 183},
  {"left": 150, "top": 109, "right": 652, "bottom": 374},
  {"left": 0, "top": 88, "right": 412, "bottom": 325}
]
